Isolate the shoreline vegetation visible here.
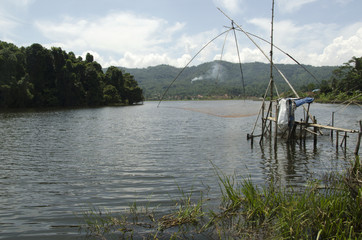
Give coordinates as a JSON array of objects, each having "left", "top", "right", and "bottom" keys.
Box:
[
  {"left": 81, "top": 156, "right": 361, "bottom": 239},
  {"left": 1, "top": 41, "right": 361, "bottom": 108}
]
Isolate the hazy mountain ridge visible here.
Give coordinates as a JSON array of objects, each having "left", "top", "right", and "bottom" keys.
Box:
[{"left": 117, "top": 61, "right": 336, "bottom": 100}]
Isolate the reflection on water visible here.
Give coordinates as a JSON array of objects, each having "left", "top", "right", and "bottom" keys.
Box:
[{"left": 0, "top": 100, "right": 360, "bottom": 239}]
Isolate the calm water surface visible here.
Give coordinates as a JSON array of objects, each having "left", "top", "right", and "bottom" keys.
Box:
[{"left": 0, "top": 100, "right": 361, "bottom": 239}]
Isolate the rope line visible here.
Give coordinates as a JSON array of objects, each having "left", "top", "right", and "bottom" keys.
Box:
[{"left": 157, "top": 28, "right": 232, "bottom": 107}]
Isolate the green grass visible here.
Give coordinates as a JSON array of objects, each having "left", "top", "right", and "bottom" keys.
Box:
[{"left": 80, "top": 156, "right": 362, "bottom": 239}]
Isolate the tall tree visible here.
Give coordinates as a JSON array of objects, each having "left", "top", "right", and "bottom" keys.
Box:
[
  {"left": 83, "top": 62, "right": 104, "bottom": 106},
  {"left": 25, "top": 43, "right": 57, "bottom": 106},
  {"left": 331, "top": 56, "right": 362, "bottom": 93}
]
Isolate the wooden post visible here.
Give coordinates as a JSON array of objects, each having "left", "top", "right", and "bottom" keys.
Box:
[
  {"left": 336, "top": 131, "right": 339, "bottom": 149},
  {"left": 339, "top": 132, "right": 347, "bottom": 154},
  {"left": 304, "top": 103, "right": 311, "bottom": 139},
  {"left": 313, "top": 116, "right": 317, "bottom": 146},
  {"left": 355, "top": 121, "right": 361, "bottom": 155},
  {"left": 331, "top": 112, "right": 334, "bottom": 140},
  {"left": 274, "top": 101, "right": 278, "bottom": 147},
  {"left": 299, "top": 118, "right": 303, "bottom": 143},
  {"left": 260, "top": 102, "right": 265, "bottom": 144},
  {"left": 268, "top": 102, "right": 273, "bottom": 138}
]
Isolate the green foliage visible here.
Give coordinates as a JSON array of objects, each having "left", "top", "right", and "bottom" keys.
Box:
[
  {"left": 311, "top": 56, "right": 362, "bottom": 103},
  {"left": 0, "top": 41, "right": 143, "bottom": 108},
  {"left": 103, "top": 85, "right": 120, "bottom": 104}
]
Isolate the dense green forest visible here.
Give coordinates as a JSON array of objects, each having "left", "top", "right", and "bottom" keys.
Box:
[
  {"left": 0, "top": 41, "right": 144, "bottom": 108},
  {"left": 121, "top": 61, "right": 337, "bottom": 100},
  {"left": 313, "top": 56, "right": 362, "bottom": 102}
]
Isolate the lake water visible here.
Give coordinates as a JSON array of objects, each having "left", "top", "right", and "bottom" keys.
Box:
[{"left": 0, "top": 100, "right": 361, "bottom": 239}]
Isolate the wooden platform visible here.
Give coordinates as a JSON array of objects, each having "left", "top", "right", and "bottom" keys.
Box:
[{"left": 267, "top": 117, "right": 359, "bottom": 133}]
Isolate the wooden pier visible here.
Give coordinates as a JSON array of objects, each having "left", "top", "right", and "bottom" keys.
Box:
[{"left": 248, "top": 101, "right": 361, "bottom": 155}]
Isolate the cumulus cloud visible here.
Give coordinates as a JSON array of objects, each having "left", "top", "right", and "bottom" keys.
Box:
[
  {"left": 36, "top": 10, "right": 230, "bottom": 68},
  {"left": 245, "top": 16, "right": 362, "bottom": 66},
  {"left": 32, "top": 3, "right": 362, "bottom": 68},
  {"left": 275, "top": 23, "right": 362, "bottom": 66},
  {"left": 308, "top": 27, "right": 362, "bottom": 66},
  {"left": 36, "top": 12, "right": 184, "bottom": 53},
  {"left": 35, "top": 11, "right": 186, "bottom": 67}
]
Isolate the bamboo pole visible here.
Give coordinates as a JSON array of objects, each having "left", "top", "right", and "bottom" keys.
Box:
[
  {"left": 269, "top": 0, "right": 275, "bottom": 137},
  {"left": 313, "top": 116, "right": 317, "bottom": 146},
  {"left": 355, "top": 121, "right": 361, "bottom": 155},
  {"left": 217, "top": 7, "right": 318, "bottom": 126}
]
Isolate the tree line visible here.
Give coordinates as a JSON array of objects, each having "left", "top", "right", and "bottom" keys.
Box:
[{"left": 0, "top": 41, "right": 144, "bottom": 108}]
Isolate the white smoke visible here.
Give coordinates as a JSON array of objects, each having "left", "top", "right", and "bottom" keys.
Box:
[
  {"left": 191, "top": 62, "right": 225, "bottom": 83},
  {"left": 191, "top": 76, "right": 204, "bottom": 82}
]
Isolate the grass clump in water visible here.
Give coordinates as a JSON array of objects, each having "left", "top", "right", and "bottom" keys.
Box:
[{"left": 81, "top": 156, "right": 362, "bottom": 239}]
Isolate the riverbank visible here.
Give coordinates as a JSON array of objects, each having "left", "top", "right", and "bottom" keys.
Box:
[
  {"left": 81, "top": 156, "right": 362, "bottom": 239},
  {"left": 149, "top": 92, "right": 362, "bottom": 104}
]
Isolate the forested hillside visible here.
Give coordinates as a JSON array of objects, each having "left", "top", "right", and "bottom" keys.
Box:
[
  {"left": 0, "top": 41, "right": 143, "bottom": 108},
  {"left": 121, "top": 61, "right": 336, "bottom": 100}
]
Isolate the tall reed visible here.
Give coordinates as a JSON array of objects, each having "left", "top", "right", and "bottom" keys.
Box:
[{"left": 80, "top": 156, "right": 362, "bottom": 239}]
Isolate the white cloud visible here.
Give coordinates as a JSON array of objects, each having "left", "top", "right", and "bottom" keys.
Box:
[
  {"left": 31, "top": 3, "right": 362, "bottom": 68},
  {"left": 308, "top": 27, "right": 362, "bottom": 66},
  {"left": 106, "top": 52, "right": 192, "bottom": 69},
  {"left": 245, "top": 17, "right": 362, "bottom": 66},
  {"left": 275, "top": 22, "right": 362, "bottom": 66},
  {"left": 277, "top": 0, "right": 317, "bottom": 13},
  {"left": 213, "top": 0, "right": 243, "bottom": 14},
  {"left": 35, "top": 11, "right": 186, "bottom": 67}
]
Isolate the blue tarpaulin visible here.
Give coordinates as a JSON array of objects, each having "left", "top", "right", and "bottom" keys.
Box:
[{"left": 294, "top": 97, "right": 314, "bottom": 107}]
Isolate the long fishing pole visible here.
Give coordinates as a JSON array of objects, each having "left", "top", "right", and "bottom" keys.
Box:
[
  {"left": 236, "top": 29, "right": 321, "bottom": 85},
  {"left": 157, "top": 28, "right": 233, "bottom": 107},
  {"left": 215, "top": 29, "right": 230, "bottom": 83},
  {"left": 223, "top": 25, "right": 321, "bottom": 85},
  {"left": 217, "top": 8, "right": 319, "bottom": 127},
  {"left": 232, "top": 21, "right": 246, "bottom": 98},
  {"left": 217, "top": 7, "right": 299, "bottom": 98}
]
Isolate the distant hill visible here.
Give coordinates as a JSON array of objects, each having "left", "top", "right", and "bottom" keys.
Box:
[{"left": 117, "top": 61, "right": 337, "bottom": 100}]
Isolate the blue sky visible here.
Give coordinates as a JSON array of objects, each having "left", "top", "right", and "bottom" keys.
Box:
[{"left": 1, "top": 0, "right": 361, "bottom": 68}]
